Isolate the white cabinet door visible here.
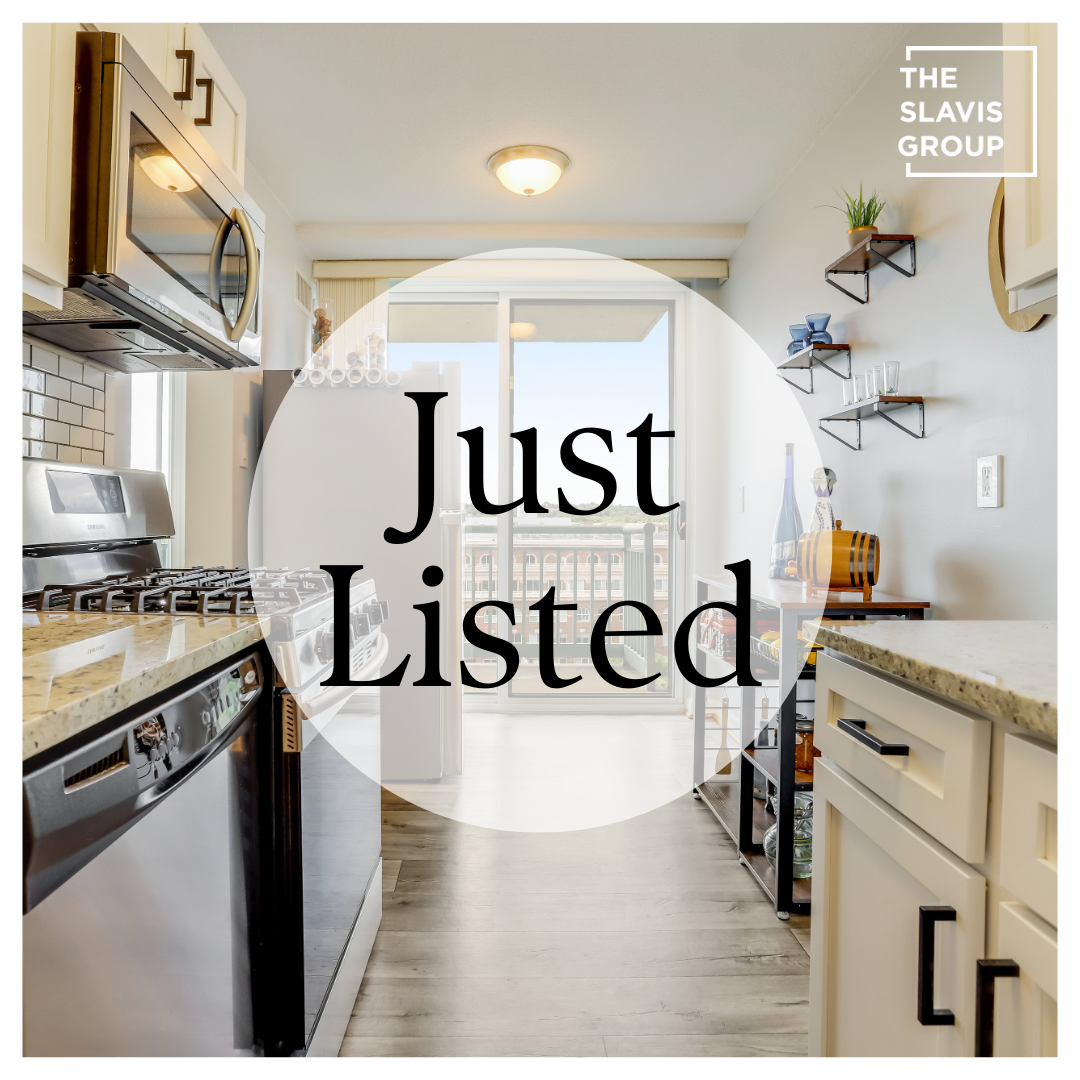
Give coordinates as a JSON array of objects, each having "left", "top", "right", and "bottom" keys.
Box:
[
  {"left": 23, "top": 23, "right": 78, "bottom": 310},
  {"left": 809, "top": 759, "right": 986, "bottom": 1056},
  {"left": 90, "top": 22, "right": 246, "bottom": 181},
  {"left": 993, "top": 901, "right": 1056, "bottom": 1057},
  {"left": 1002, "top": 24, "right": 1056, "bottom": 310},
  {"left": 176, "top": 24, "right": 247, "bottom": 182}
]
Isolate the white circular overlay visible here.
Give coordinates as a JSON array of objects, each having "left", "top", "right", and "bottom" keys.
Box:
[{"left": 250, "top": 250, "right": 825, "bottom": 831}]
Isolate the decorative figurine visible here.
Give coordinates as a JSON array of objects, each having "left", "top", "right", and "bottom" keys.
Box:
[
  {"left": 312, "top": 306, "right": 332, "bottom": 354},
  {"left": 809, "top": 467, "right": 837, "bottom": 531}
]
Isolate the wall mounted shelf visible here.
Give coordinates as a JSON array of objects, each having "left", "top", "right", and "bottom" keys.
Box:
[
  {"left": 776, "top": 343, "right": 851, "bottom": 395},
  {"left": 818, "top": 395, "right": 924, "bottom": 451},
  {"left": 825, "top": 234, "right": 916, "bottom": 304}
]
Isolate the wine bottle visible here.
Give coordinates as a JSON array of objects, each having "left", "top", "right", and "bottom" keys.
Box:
[{"left": 768, "top": 443, "right": 803, "bottom": 578}]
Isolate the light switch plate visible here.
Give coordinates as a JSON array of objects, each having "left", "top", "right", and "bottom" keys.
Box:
[{"left": 976, "top": 455, "right": 1002, "bottom": 507}]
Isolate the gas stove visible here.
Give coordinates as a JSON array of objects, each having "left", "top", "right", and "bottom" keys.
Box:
[{"left": 22, "top": 461, "right": 389, "bottom": 692}]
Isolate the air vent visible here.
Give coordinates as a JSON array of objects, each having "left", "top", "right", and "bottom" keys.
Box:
[
  {"left": 64, "top": 743, "right": 129, "bottom": 791},
  {"left": 295, "top": 271, "right": 312, "bottom": 315},
  {"left": 282, "top": 694, "right": 301, "bottom": 753}
]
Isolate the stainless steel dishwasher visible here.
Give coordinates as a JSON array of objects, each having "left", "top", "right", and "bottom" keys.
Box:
[{"left": 23, "top": 652, "right": 267, "bottom": 1056}]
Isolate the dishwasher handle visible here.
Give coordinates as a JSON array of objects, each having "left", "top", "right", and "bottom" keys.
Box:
[
  {"left": 133, "top": 690, "right": 260, "bottom": 813},
  {"left": 837, "top": 717, "right": 910, "bottom": 756}
]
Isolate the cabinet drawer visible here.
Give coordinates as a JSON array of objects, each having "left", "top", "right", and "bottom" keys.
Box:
[
  {"left": 809, "top": 758, "right": 986, "bottom": 1056},
  {"left": 993, "top": 901, "right": 1056, "bottom": 1056},
  {"left": 816, "top": 653, "right": 991, "bottom": 862},
  {"left": 1000, "top": 734, "right": 1057, "bottom": 925}
]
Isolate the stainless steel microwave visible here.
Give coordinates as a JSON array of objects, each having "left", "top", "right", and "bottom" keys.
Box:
[{"left": 22, "top": 32, "right": 264, "bottom": 372}]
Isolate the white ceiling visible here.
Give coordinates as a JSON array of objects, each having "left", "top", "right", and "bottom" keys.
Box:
[{"left": 204, "top": 23, "right": 909, "bottom": 261}]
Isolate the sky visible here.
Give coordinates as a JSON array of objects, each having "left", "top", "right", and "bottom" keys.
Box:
[{"left": 388, "top": 313, "right": 671, "bottom": 513}]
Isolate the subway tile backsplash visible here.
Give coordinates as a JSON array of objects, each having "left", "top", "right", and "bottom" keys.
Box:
[{"left": 23, "top": 344, "right": 116, "bottom": 466}]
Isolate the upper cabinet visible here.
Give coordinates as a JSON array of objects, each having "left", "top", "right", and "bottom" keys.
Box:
[
  {"left": 92, "top": 23, "right": 247, "bottom": 181},
  {"left": 1002, "top": 24, "right": 1056, "bottom": 316},
  {"left": 23, "top": 24, "right": 78, "bottom": 311}
]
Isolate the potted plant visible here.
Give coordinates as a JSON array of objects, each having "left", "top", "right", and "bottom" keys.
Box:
[{"left": 825, "top": 184, "right": 887, "bottom": 247}]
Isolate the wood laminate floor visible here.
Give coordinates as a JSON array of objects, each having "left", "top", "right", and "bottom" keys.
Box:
[{"left": 341, "top": 789, "right": 810, "bottom": 1057}]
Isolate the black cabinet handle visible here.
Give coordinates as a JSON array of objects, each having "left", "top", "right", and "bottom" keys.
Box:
[
  {"left": 975, "top": 958, "right": 1020, "bottom": 1056},
  {"left": 918, "top": 906, "right": 956, "bottom": 1026},
  {"left": 838, "top": 717, "right": 909, "bottom": 756}
]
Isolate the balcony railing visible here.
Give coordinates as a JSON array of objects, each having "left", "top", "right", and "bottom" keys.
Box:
[{"left": 461, "top": 521, "right": 666, "bottom": 680}]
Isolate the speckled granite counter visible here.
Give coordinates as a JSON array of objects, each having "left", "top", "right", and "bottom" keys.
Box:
[
  {"left": 23, "top": 611, "right": 265, "bottom": 760},
  {"left": 808, "top": 619, "right": 1056, "bottom": 739}
]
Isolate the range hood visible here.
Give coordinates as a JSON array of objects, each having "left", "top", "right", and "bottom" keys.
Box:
[{"left": 23, "top": 32, "right": 264, "bottom": 373}]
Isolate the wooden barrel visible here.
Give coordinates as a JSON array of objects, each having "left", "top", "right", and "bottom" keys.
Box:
[{"left": 795, "top": 525, "right": 880, "bottom": 598}]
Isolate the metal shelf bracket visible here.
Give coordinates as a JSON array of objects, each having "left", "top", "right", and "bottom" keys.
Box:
[
  {"left": 819, "top": 399, "right": 924, "bottom": 451},
  {"left": 778, "top": 347, "right": 852, "bottom": 395},
  {"left": 825, "top": 237, "right": 917, "bottom": 305}
]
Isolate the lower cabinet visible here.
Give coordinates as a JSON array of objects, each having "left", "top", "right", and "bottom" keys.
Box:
[
  {"left": 994, "top": 901, "right": 1057, "bottom": 1057},
  {"left": 812, "top": 655, "right": 1057, "bottom": 1057},
  {"left": 809, "top": 758, "right": 986, "bottom": 1055}
]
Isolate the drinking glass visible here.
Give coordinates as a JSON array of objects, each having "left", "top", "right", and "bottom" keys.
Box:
[
  {"left": 874, "top": 365, "right": 885, "bottom": 397},
  {"left": 864, "top": 369, "right": 878, "bottom": 399},
  {"left": 842, "top": 379, "right": 855, "bottom": 407},
  {"left": 883, "top": 361, "right": 900, "bottom": 394},
  {"left": 851, "top": 375, "right": 864, "bottom": 403}
]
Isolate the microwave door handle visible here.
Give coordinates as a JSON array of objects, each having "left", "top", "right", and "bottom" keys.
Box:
[
  {"left": 208, "top": 215, "right": 231, "bottom": 311},
  {"left": 226, "top": 207, "right": 260, "bottom": 342}
]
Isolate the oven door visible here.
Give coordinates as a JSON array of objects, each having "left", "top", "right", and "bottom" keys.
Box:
[{"left": 111, "top": 62, "right": 263, "bottom": 357}]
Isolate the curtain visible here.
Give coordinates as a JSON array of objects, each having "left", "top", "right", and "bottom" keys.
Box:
[{"left": 314, "top": 278, "right": 389, "bottom": 332}]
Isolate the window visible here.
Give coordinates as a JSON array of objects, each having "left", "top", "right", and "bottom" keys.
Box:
[
  {"left": 577, "top": 609, "right": 590, "bottom": 622},
  {"left": 527, "top": 578, "right": 540, "bottom": 593},
  {"left": 611, "top": 553, "right": 621, "bottom": 565},
  {"left": 655, "top": 578, "right": 668, "bottom": 593},
  {"left": 478, "top": 553, "right": 490, "bottom": 566},
  {"left": 513, "top": 580, "right": 522, "bottom": 594},
  {"left": 477, "top": 580, "right": 489, "bottom": 593},
  {"left": 529, "top": 610, "right": 539, "bottom": 622},
  {"left": 463, "top": 554, "right": 472, "bottom": 566},
  {"left": 525, "top": 554, "right": 538, "bottom": 566},
  {"left": 612, "top": 579, "right": 623, "bottom": 592},
  {"left": 654, "top": 554, "right": 663, "bottom": 564},
  {"left": 587, "top": 553, "right": 605, "bottom": 565}
]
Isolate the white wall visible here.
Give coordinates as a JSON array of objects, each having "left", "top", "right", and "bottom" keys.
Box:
[
  {"left": 244, "top": 161, "right": 312, "bottom": 371},
  {"left": 715, "top": 23, "right": 1056, "bottom": 619}
]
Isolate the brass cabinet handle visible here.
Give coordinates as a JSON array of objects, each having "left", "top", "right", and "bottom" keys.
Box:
[
  {"left": 195, "top": 77, "right": 214, "bottom": 126},
  {"left": 174, "top": 49, "right": 194, "bottom": 101}
]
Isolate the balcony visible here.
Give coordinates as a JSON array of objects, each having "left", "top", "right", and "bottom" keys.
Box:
[{"left": 461, "top": 520, "right": 670, "bottom": 693}]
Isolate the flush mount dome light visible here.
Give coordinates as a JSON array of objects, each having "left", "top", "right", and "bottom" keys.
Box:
[
  {"left": 487, "top": 145, "right": 569, "bottom": 197},
  {"left": 139, "top": 148, "right": 197, "bottom": 193}
]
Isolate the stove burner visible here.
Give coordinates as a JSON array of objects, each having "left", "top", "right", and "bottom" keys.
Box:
[{"left": 23, "top": 567, "right": 334, "bottom": 616}]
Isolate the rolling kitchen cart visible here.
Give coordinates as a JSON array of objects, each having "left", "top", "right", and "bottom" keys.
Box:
[{"left": 691, "top": 573, "right": 929, "bottom": 918}]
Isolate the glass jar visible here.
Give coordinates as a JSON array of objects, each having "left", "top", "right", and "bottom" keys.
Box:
[
  {"left": 795, "top": 718, "right": 817, "bottom": 774},
  {"left": 764, "top": 791, "right": 814, "bottom": 878}
]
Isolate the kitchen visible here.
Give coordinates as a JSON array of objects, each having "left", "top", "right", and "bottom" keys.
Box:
[{"left": 20, "top": 18, "right": 1057, "bottom": 1060}]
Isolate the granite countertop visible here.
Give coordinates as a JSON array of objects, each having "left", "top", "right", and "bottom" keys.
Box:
[
  {"left": 23, "top": 611, "right": 265, "bottom": 761},
  {"left": 809, "top": 619, "right": 1057, "bottom": 738}
]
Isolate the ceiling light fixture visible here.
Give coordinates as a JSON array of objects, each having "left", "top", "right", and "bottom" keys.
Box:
[{"left": 487, "top": 145, "right": 569, "bottom": 197}]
